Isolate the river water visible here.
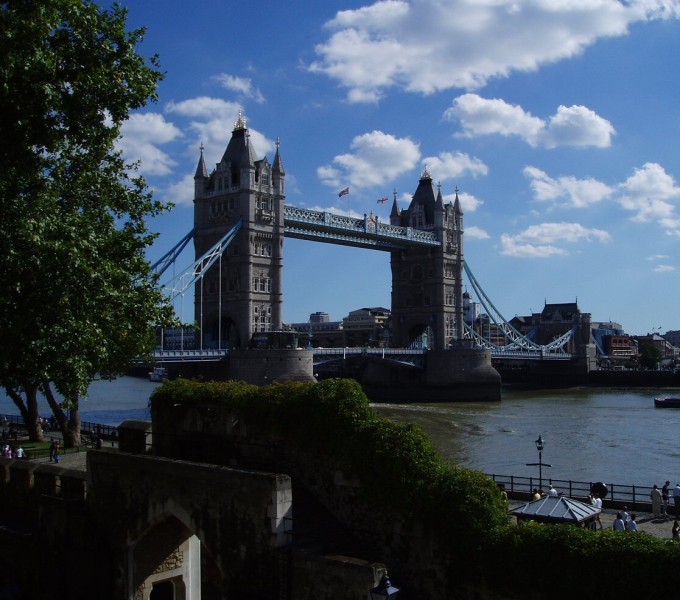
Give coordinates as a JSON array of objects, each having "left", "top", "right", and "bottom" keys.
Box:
[{"left": 2, "top": 378, "right": 679, "bottom": 488}]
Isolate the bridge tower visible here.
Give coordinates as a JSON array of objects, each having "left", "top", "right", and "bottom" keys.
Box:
[
  {"left": 389, "top": 170, "right": 464, "bottom": 350},
  {"left": 192, "top": 115, "right": 285, "bottom": 349}
]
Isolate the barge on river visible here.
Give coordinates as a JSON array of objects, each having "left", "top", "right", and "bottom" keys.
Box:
[{"left": 654, "top": 396, "right": 680, "bottom": 408}]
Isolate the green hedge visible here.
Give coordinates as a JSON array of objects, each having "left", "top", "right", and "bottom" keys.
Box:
[
  {"left": 152, "top": 378, "right": 680, "bottom": 596},
  {"left": 151, "top": 378, "right": 509, "bottom": 543}
]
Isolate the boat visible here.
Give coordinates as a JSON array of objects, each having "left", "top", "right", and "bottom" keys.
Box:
[
  {"left": 654, "top": 397, "right": 680, "bottom": 408},
  {"left": 148, "top": 367, "right": 168, "bottom": 382}
]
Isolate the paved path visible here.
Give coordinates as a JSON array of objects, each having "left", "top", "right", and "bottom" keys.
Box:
[{"left": 509, "top": 500, "right": 677, "bottom": 539}]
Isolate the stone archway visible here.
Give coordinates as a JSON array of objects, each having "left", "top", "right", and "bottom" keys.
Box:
[
  {"left": 131, "top": 516, "right": 200, "bottom": 600},
  {"left": 408, "top": 323, "right": 433, "bottom": 350},
  {"left": 210, "top": 315, "right": 240, "bottom": 350}
]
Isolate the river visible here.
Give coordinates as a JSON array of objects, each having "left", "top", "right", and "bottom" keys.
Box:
[{"left": 2, "top": 378, "right": 679, "bottom": 488}]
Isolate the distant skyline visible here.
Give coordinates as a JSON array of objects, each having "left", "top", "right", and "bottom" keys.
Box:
[{"left": 117, "top": 0, "right": 680, "bottom": 335}]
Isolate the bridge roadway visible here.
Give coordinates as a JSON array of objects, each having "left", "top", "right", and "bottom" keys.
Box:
[{"left": 149, "top": 347, "right": 574, "bottom": 364}]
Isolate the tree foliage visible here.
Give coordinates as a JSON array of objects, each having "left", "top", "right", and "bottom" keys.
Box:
[{"left": 0, "top": 0, "right": 173, "bottom": 443}]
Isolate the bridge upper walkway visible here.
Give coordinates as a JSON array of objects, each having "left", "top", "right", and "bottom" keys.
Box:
[{"left": 283, "top": 205, "right": 441, "bottom": 250}]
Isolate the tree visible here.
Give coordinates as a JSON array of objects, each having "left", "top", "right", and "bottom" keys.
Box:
[
  {"left": 0, "top": 0, "right": 174, "bottom": 445},
  {"left": 639, "top": 343, "right": 663, "bottom": 370}
]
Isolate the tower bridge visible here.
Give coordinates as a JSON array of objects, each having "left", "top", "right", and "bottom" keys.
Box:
[{"left": 149, "top": 115, "right": 592, "bottom": 395}]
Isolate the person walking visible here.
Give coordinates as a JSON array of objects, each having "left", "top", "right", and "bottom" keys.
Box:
[
  {"left": 651, "top": 485, "right": 662, "bottom": 518},
  {"left": 674, "top": 483, "right": 680, "bottom": 517}
]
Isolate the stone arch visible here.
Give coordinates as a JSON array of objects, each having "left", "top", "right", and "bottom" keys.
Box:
[
  {"left": 130, "top": 502, "right": 223, "bottom": 600},
  {"left": 209, "top": 315, "right": 240, "bottom": 349},
  {"left": 408, "top": 323, "right": 433, "bottom": 349}
]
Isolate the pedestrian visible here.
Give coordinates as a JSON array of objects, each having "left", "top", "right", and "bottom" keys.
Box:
[
  {"left": 672, "top": 520, "right": 680, "bottom": 540},
  {"left": 547, "top": 485, "right": 558, "bottom": 497},
  {"left": 15, "top": 446, "right": 25, "bottom": 459},
  {"left": 626, "top": 514, "right": 638, "bottom": 532},
  {"left": 49, "top": 440, "right": 56, "bottom": 462},
  {"left": 620, "top": 505, "right": 630, "bottom": 524},
  {"left": 590, "top": 493, "right": 604, "bottom": 530},
  {"left": 498, "top": 484, "right": 508, "bottom": 504},
  {"left": 532, "top": 488, "right": 541, "bottom": 500},
  {"left": 674, "top": 483, "right": 680, "bottom": 517},
  {"left": 651, "top": 484, "right": 662, "bottom": 518},
  {"left": 613, "top": 513, "right": 625, "bottom": 531},
  {"left": 662, "top": 481, "right": 671, "bottom": 517},
  {"left": 54, "top": 441, "right": 60, "bottom": 463}
]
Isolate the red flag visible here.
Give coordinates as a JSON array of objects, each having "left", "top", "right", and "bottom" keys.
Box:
[
  {"left": 338, "top": 187, "right": 349, "bottom": 197},
  {"left": 377, "top": 197, "right": 388, "bottom": 204}
]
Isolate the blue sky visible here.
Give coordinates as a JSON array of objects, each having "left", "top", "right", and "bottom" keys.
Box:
[{"left": 116, "top": 0, "right": 680, "bottom": 336}]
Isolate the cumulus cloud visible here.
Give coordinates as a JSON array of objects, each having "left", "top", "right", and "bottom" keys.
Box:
[
  {"left": 523, "top": 166, "right": 614, "bottom": 207},
  {"left": 443, "top": 190, "right": 483, "bottom": 213},
  {"left": 212, "top": 73, "right": 265, "bottom": 103},
  {"left": 422, "top": 151, "right": 489, "bottom": 180},
  {"left": 118, "top": 112, "right": 182, "bottom": 176},
  {"left": 318, "top": 130, "right": 421, "bottom": 189},
  {"left": 618, "top": 162, "right": 680, "bottom": 226},
  {"left": 308, "top": 0, "right": 679, "bottom": 102},
  {"left": 446, "top": 94, "right": 615, "bottom": 148},
  {"left": 500, "top": 221, "right": 611, "bottom": 257},
  {"left": 466, "top": 225, "right": 490, "bottom": 240}
]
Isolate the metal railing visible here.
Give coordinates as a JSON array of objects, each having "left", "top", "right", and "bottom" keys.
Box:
[{"left": 487, "top": 473, "right": 659, "bottom": 511}]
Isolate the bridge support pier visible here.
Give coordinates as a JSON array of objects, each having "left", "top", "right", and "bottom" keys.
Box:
[{"left": 360, "top": 345, "right": 501, "bottom": 402}]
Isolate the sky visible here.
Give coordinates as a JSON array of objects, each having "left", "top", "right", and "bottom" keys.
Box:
[{"left": 115, "top": 0, "right": 680, "bottom": 336}]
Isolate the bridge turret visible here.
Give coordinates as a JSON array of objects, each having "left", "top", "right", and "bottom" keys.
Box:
[
  {"left": 272, "top": 138, "right": 285, "bottom": 197},
  {"left": 193, "top": 143, "right": 209, "bottom": 200},
  {"left": 389, "top": 188, "right": 400, "bottom": 226}
]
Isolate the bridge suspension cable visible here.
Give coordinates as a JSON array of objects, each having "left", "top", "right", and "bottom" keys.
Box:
[
  {"left": 160, "top": 218, "right": 243, "bottom": 302},
  {"left": 463, "top": 261, "right": 573, "bottom": 356}
]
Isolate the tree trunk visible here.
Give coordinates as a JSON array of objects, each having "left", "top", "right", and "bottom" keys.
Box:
[
  {"left": 6, "top": 385, "right": 45, "bottom": 442},
  {"left": 42, "top": 383, "right": 81, "bottom": 448}
]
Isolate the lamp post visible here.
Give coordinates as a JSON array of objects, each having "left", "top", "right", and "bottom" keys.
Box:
[
  {"left": 526, "top": 434, "right": 552, "bottom": 493},
  {"left": 370, "top": 573, "right": 401, "bottom": 599}
]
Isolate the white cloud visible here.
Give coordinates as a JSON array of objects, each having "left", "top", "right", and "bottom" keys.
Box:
[
  {"left": 618, "top": 162, "right": 680, "bottom": 226},
  {"left": 500, "top": 221, "right": 611, "bottom": 257},
  {"left": 466, "top": 225, "right": 490, "bottom": 239},
  {"left": 443, "top": 191, "right": 483, "bottom": 213},
  {"left": 523, "top": 166, "right": 614, "bottom": 207},
  {"left": 653, "top": 264, "right": 675, "bottom": 272},
  {"left": 318, "top": 130, "right": 420, "bottom": 189},
  {"left": 212, "top": 73, "right": 265, "bottom": 103},
  {"left": 163, "top": 173, "right": 195, "bottom": 207},
  {"left": 422, "top": 151, "right": 489, "bottom": 180},
  {"left": 308, "top": 0, "right": 679, "bottom": 102},
  {"left": 446, "top": 94, "right": 615, "bottom": 148},
  {"left": 118, "top": 112, "right": 182, "bottom": 176}
]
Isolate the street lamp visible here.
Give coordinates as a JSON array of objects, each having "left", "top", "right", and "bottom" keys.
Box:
[
  {"left": 370, "top": 573, "right": 401, "bottom": 600},
  {"left": 526, "top": 434, "right": 552, "bottom": 492}
]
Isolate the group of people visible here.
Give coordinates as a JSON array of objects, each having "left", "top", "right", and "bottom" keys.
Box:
[
  {"left": 611, "top": 507, "right": 638, "bottom": 532},
  {"left": 650, "top": 481, "right": 680, "bottom": 519},
  {"left": 1, "top": 443, "right": 25, "bottom": 459}
]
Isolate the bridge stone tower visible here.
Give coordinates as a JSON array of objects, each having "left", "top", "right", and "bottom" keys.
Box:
[
  {"left": 389, "top": 169, "right": 464, "bottom": 350},
  {"left": 193, "top": 115, "right": 285, "bottom": 349}
]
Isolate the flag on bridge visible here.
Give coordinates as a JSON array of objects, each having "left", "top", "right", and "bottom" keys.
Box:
[
  {"left": 338, "top": 187, "right": 350, "bottom": 197},
  {"left": 377, "top": 197, "right": 389, "bottom": 204}
]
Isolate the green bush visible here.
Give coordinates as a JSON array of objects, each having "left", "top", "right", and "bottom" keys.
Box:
[{"left": 151, "top": 378, "right": 509, "bottom": 546}]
